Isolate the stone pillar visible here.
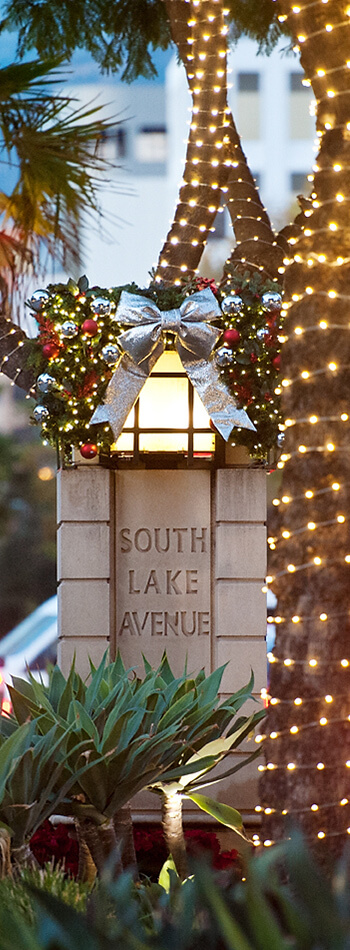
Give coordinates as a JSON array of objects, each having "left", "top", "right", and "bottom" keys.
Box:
[
  {"left": 57, "top": 463, "right": 111, "bottom": 675},
  {"left": 57, "top": 458, "right": 266, "bottom": 819},
  {"left": 212, "top": 467, "right": 267, "bottom": 815}
]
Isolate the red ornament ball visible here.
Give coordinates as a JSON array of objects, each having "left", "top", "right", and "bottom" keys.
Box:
[
  {"left": 222, "top": 327, "right": 240, "bottom": 346},
  {"left": 80, "top": 443, "right": 98, "bottom": 459},
  {"left": 81, "top": 318, "right": 99, "bottom": 337},
  {"left": 42, "top": 342, "right": 60, "bottom": 359},
  {"left": 272, "top": 355, "right": 281, "bottom": 369}
]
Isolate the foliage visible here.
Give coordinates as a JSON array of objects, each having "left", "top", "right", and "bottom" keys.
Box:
[
  {"left": 0, "top": 57, "right": 121, "bottom": 303},
  {"left": 1, "top": 652, "right": 263, "bottom": 874},
  {"left": 0, "top": 717, "right": 107, "bottom": 852},
  {"left": 26, "top": 274, "right": 283, "bottom": 461},
  {"left": 227, "top": 0, "right": 290, "bottom": 53},
  {"left": 0, "top": 0, "right": 290, "bottom": 79},
  {"left": 218, "top": 272, "right": 284, "bottom": 459},
  {"left": 0, "top": 861, "right": 90, "bottom": 926},
  {"left": 0, "top": 833, "right": 348, "bottom": 949}
]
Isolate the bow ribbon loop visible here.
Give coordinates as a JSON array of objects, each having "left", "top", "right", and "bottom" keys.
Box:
[{"left": 90, "top": 288, "right": 256, "bottom": 442}]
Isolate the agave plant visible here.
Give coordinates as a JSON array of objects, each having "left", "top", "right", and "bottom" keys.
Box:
[
  {"left": 0, "top": 715, "right": 109, "bottom": 873},
  {"left": 143, "top": 659, "right": 264, "bottom": 877},
  {"left": 6, "top": 655, "right": 221, "bottom": 874},
  {"left": 6, "top": 653, "right": 264, "bottom": 879}
]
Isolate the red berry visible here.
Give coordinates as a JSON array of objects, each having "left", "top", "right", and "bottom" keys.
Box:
[
  {"left": 80, "top": 443, "right": 98, "bottom": 459},
  {"left": 272, "top": 355, "right": 281, "bottom": 369},
  {"left": 42, "top": 342, "right": 60, "bottom": 359},
  {"left": 250, "top": 353, "right": 258, "bottom": 363},
  {"left": 222, "top": 327, "right": 240, "bottom": 346},
  {"left": 81, "top": 319, "right": 99, "bottom": 337}
]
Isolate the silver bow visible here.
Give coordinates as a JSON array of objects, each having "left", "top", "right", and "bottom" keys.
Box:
[{"left": 90, "top": 288, "right": 256, "bottom": 441}]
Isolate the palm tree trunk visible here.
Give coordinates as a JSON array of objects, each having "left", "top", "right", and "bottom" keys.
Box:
[
  {"left": 155, "top": 0, "right": 232, "bottom": 284},
  {"left": 161, "top": 791, "right": 188, "bottom": 879},
  {"left": 77, "top": 818, "right": 122, "bottom": 877},
  {"left": 260, "top": 0, "right": 350, "bottom": 860},
  {"left": 74, "top": 819, "right": 97, "bottom": 884},
  {"left": 113, "top": 802, "right": 138, "bottom": 878}
]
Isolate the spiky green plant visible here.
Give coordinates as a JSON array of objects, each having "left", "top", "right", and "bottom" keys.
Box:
[{"left": 6, "top": 653, "right": 264, "bottom": 877}]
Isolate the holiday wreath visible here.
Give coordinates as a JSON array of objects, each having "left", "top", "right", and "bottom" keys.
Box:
[{"left": 26, "top": 272, "right": 283, "bottom": 462}]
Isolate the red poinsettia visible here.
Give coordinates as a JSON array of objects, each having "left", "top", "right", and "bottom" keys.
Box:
[{"left": 30, "top": 820, "right": 79, "bottom": 876}]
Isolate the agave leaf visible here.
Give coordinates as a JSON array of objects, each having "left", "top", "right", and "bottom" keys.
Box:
[
  {"left": 84, "top": 652, "right": 110, "bottom": 715},
  {"left": 70, "top": 700, "right": 100, "bottom": 746},
  {"left": 153, "top": 755, "right": 218, "bottom": 786},
  {"left": 196, "top": 869, "right": 254, "bottom": 950},
  {"left": 184, "top": 792, "right": 252, "bottom": 853},
  {"left": 47, "top": 665, "right": 68, "bottom": 712},
  {"left": 195, "top": 665, "right": 227, "bottom": 704},
  {"left": 189, "top": 748, "right": 262, "bottom": 791},
  {"left": 0, "top": 722, "right": 34, "bottom": 800},
  {"left": 224, "top": 711, "right": 266, "bottom": 748},
  {"left": 243, "top": 875, "right": 292, "bottom": 950},
  {"left": 154, "top": 652, "right": 177, "bottom": 685},
  {"left": 175, "top": 735, "right": 239, "bottom": 788},
  {"left": 9, "top": 676, "right": 37, "bottom": 703},
  {"left": 7, "top": 684, "right": 40, "bottom": 724},
  {"left": 157, "top": 690, "right": 196, "bottom": 731},
  {"left": 158, "top": 855, "right": 179, "bottom": 891},
  {"left": 57, "top": 663, "right": 83, "bottom": 720}
]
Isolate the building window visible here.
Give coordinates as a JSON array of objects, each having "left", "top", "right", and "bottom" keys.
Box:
[
  {"left": 290, "top": 72, "right": 309, "bottom": 92},
  {"left": 236, "top": 73, "right": 260, "bottom": 140},
  {"left": 290, "top": 172, "right": 309, "bottom": 193},
  {"left": 100, "top": 127, "right": 127, "bottom": 160},
  {"left": 289, "top": 73, "right": 315, "bottom": 139},
  {"left": 238, "top": 72, "right": 260, "bottom": 92},
  {"left": 135, "top": 126, "right": 167, "bottom": 163}
]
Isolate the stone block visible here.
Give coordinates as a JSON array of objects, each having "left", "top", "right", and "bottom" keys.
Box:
[
  {"left": 215, "top": 580, "right": 266, "bottom": 638},
  {"left": 57, "top": 636, "right": 109, "bottom": 678},
  {"left": 112, "top": 636, "right": 211, "bottom": 680},
  {"left": 216, "top": 524, "right": 266, "bottom": 579},
  {"left": 215, "top": 638, "right": 267, "bottom": 694},
  {"left": 58, "top": 580, "right": 110, "bottom": 638},
  {"left": 215, "top": 468, "right": 266, "bottom": 523},
  {"left": 57, "top": 523, "right": 110, "bottom": 580},
  {"left": 57, "top": 467, "right": 110, "bottom": 523}
]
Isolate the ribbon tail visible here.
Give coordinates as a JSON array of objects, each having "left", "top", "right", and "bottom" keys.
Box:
[
  {"left": 183, "top": 356, "right": 256, "bottom": 442},
  {"left": 90, "top": 352, "right": 156, "bottom": 441}
]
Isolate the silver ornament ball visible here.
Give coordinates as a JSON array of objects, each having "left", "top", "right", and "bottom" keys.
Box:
[
  {"left": 28, "top": 289, "right": 50, "bottom": 312},
  {"left": 216, "top": 345, "right": 234, "bottom": 367},
  {"left": 221, "top": 294, "right": 244, "bottom": 316},
  {"left": 101, "top": 343, "right": 119, "bottom": 365},
  {"left": 261, "top": 292, "right": 282, "bottom": 312},
  {"left": 90, "top": 296, "right": 111, "bottom": 316},
  {"left": 37, "top": 373, "right": 56, "bottom": 394},
  {"left": 61, "top": 320, "right": 78, "bottom": 339},
  {"left": 33, "top": 405, "right": 50, "bottom": 423}
]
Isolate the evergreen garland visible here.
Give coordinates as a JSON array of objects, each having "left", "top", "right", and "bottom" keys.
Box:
[{"left": 26, "top": 273, "right": 284, "bottom": 462}]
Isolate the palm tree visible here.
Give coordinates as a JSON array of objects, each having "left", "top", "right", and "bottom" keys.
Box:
[{"left": 0, "top": 57, "right": 118, "bottom": 321}]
